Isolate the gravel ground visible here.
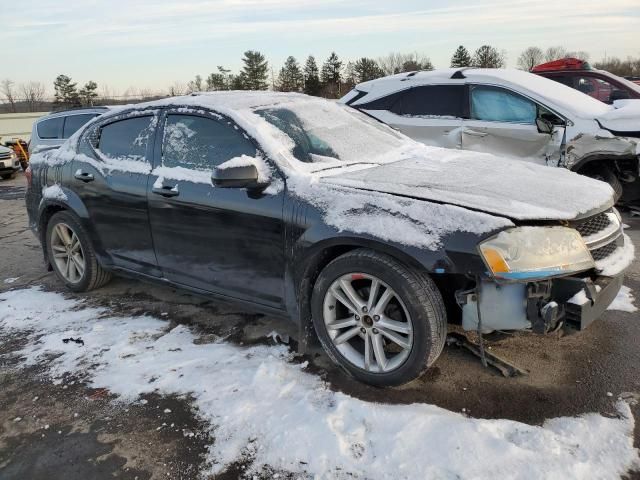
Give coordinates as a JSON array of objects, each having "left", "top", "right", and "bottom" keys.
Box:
[{"left": 1, "top": 171, "right": 639, "bottom": 479}]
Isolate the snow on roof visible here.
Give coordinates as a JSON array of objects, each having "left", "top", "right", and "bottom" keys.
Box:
[{"left": 354, "top": 68, "right": 612, "bottom": 119}]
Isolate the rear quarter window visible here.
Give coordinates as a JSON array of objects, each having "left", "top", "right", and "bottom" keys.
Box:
[
  {"left": 37, "top": 117, "right": 64, "bottom": 139},
  {"left": 63, "top": 114, "right": 98, "bottom": 139}
]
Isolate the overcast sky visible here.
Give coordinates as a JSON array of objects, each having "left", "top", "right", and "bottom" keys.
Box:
[{"left": 3, "top": 0, "right": 639, "bottom": 94}]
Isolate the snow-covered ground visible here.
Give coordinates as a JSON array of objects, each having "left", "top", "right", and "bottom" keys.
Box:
[
  {"left": 1, "top": 287, "right": 638, "bottom": 479},
  {"left": 608, "top": 285, "right": 638, "bottom": 313}
]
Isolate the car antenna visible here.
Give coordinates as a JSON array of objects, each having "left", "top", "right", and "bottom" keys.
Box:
[{"left": 450, "top": 68, "right": 470, "bottom": 79}]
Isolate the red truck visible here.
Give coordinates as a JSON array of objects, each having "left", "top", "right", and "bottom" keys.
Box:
[{"left": 532, "top": 58, "right": 640, "bottom": 104}]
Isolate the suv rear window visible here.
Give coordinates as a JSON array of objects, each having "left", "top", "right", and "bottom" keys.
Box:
[
  {"left": 391, "top": 85, "right": 465, "bottom": 117},
  {"left": 98, "top": 116, "right": 154, "bottom": 162},
  {"left": 37, "top": 117, "right": 64, "bottom": 139},
  {"left": 63, "top": 114, "right": 97, "bottom": 139}
]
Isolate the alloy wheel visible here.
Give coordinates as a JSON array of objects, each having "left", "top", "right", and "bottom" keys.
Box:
[
  {"left": 50, "top": 223, "right": 85, "bottom": 283},
  {"left": 322, "top": 273, "right": 413, "bottom": 373}
]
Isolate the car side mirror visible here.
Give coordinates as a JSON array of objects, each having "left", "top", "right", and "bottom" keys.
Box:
[
  {"left": 212, "top": 164, "right": 259, "bottom": 188},
  {"left": 536, "top": 117, "right": 553, "bottom": 134},
  {"left": 610, "top": 89, "right": 630, "bottom": 102}
]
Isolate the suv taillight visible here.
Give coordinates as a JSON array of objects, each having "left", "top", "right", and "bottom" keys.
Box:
[{"left": 25, "top": 165, "right": 32, "bottom": 186}]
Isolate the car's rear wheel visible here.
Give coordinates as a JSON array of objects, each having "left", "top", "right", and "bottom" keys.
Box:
[
  {"left": 311, "top": 249, "right": 447, "bottom": 387},
  {"left": 46, "top": 211, "right": 111, "bottom": 292}
]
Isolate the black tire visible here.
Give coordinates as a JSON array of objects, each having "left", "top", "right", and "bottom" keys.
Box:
[
  {"left": 311, "top": 249, "right": 447, "bottom": 387},
  {"left": 46, "top": 211, "right": 112, "bottom": 292},
  {"left": 586, "top": 166, "right": 623, "bottom": 203},
  {"left": 1, "top": 172, "right": 16, "bottom": 180}
]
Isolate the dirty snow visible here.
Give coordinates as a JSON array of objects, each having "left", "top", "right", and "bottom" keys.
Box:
[
  {"left": 42, "top": 184, "right": 67, "bottom": 201},
  {"left": 1, "top": 287, "right": 638, "bottom": 479},
  {"left": 595, "top": 234, "right": 635, "bottom": 277},
  {"left": 608, "top": 286, "right": 638, "bottom": 313},
  {"left": 3, "top": 277, "right": 19, "bottom": 284}
]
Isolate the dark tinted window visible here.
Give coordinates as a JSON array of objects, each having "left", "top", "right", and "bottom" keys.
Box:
[
  {"left": 98, "top": 116, "right": 154, "bottom": 161},
  {"left": 391, "top": 85, "right": 465, "bottom": 117},
  {"left": 470, "top": 86, "right": 536, "bottom": 124},
  {"left": 37, "top": 117, "right": 64, "bottom": 139},
  {"left": 544, "top": 74, "right": 574, "bottom": 87},
  {"left": 62, "top": 114, "right": 97, "bottom": 139},
  {"left": 162, "top": 114, "right": 256, "bottom": 170}
]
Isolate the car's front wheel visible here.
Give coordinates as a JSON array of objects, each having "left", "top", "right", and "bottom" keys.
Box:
[
  {"left": 311, "top": 249, "right": 447, "bottom": 387},
  {"left": 46, "top": 211, "right": 111, "bottom": 292}
]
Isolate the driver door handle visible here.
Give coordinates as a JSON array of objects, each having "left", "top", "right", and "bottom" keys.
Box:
[
  {"left": 152, "top": 185, "right": 180, "bottom": 197},
  {"left": 464, "top": 129, "right": 488, "bottom": 138},
  {"left": 74, "top": 170, "right": 94, "bottom": 182}
]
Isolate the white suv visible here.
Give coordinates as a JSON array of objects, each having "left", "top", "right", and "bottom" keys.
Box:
[{"left": 340, "top": 68, "right": 640, "bottom": 204}]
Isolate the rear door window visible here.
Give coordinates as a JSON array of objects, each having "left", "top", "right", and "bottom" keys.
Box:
[
  {"left": 98, "top": 116, "right": 154, "bottom": 162},
  {"left": 161, "top": 114, "right": 256, "bottom": 170},
  {"left": 37, "top": 117, "right": 64, "bottom": 139},
  {"left": 470, "top": 86, "right": 537, "bottom": 124},
  {"left": 391, "top": 85, "right": 465, "bottom": 118},
  {"left": 63, "top": 114, "right": 97, "bottom": 139},
  {"left": 575, "top": 75, "right": 615, "bottom": 103}
]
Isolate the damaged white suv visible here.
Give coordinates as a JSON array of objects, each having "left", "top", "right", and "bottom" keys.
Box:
[{"left": 341, "top": 68, "right": 640, "bottom": 204}]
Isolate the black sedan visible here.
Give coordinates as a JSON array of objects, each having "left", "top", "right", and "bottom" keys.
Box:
[{"left": 25, "top": 92, "right": 632, "bottom": 386}]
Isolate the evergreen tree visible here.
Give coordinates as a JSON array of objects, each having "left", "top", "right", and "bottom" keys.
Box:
[
  {"left": 320, "top": 52, "right": 343, "bottom": 98},
  {"left": 240, "top": 50, "right": 269, "bottom": 90},
  {"left": 277, "top": 56, "right": 304, "bottom": 92},
  {"left": 402, "top": 57, "right": 433, "bottom": 72},
  {"left": 303, "top": 56, "right": 321, "bottom": 96},
  {"left": 471, "top": 45, "right": 506, "bottom": 68},
  {"left": 450, "top": 46, "right": 471, "bottom": 67},
  {"left": 79, "top": 81, "right": 98, "bottom": 106},
  {"left": 53, "top": 75, "right": 80, "bottom": 107},
  {"left": 353, "top": 57, "right": 384, "bottom": 83}
]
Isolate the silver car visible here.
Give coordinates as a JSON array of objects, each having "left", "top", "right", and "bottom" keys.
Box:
[
  {"left": 29, "top": 107, "right": 108, "bottom": 154},
  {"left": 340, "top": 68, "right": 640, "bottom": 204}
]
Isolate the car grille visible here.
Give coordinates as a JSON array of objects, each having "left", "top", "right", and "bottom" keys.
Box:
[
  {"left": 572, "top": 209, "right": 623, "bottom": 266},
  {"left": 574, "top": 212, "right": 611, "bottom": 237},
  {"left": 0, "top": 151, "right": 11, "bottom": 160},
  {"left": 590, "top": 242, "right": 618, "bottom": 261}
]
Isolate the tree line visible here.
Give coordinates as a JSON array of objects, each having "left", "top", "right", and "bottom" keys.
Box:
[{"left": 2, "top": 45, "right": 639, "bottom": 114}]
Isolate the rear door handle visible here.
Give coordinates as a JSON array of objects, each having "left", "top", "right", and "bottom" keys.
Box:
[
  {"left": 152, "top": 185, "right": 179, "bottom": 197},
  {"left": 74, "top": 170, "right": 94, "bottom": 182},
  {"left": 464, "top": 129, "right": 488, "bottom": 138}
]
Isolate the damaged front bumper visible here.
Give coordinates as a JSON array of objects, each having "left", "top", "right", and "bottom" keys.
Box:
[{"left": 458, "top": 272, "right": 624, "bottom": 334}]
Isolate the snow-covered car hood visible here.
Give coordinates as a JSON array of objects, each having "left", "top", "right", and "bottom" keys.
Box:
[
  {"left": 319, "top": 154, "right": 614, "bottom": 221},
  {"left": 597, "top": 100, "right": 640, "bottom": 132}
]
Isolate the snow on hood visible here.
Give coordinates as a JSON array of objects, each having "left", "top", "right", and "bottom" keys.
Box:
[
  {"left": 598, "top": 99, "right": 640, "bottom": 132},
  {"left": 319, "top": 152, "right": 614, "bottom": 221}
]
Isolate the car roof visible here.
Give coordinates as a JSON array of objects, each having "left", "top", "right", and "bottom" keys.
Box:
[
  {"left": 135, "top": 91, "right": 319, "bottom": 113},
  {"left": 353, "top": 68, "right": 611, "bottom": 119},
  {"left": 38, "top": 106, "right": 111, "bottom": 121}
]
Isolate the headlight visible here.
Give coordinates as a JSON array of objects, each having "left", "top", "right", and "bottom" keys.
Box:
[
  {"left": 479, "top": 227, "right": 594, "bottom": 281},
  {"left": 10, "top": 152, "right": 17, "bottom": 159}
]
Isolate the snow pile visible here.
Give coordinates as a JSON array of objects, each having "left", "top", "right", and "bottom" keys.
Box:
[
  {"left": 595, "top": 234, "right": 635, "bottom": 277},
  {"left": 608, "top": 286, "right": 638, "bottom": 313},
  {"left": 1, "top": 287, "right": 638, "bottom": 479},
  {"left": 42, "top": 184, "right": 67, "bottom": 201}
]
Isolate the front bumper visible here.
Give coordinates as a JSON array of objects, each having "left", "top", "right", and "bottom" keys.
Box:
[
  {"left": 459, "top": 272, "right": 624, "bottom": 333},
  {"left": 0, "top": 158, "right": 21, "bottom": 173}
]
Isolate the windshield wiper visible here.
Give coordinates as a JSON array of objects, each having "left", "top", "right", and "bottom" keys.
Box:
[{"left": 313, "top": 162, "right": 379, "bottom": 173}]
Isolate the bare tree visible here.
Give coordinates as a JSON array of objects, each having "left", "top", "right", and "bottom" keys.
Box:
[
  {"left": 566, "top": 50, "right": 590, "bottom": 61},
  {"left": 517, "top": 47, "right": 544, "bottom": 71},
  {"left": 168, "top": 82, "right": 186, "bottom": 96},
  {"left": 544, "top": 46, "right": 567, "bottom": 62},
  {"left": 1, "top": 79, "right": 18, "bottom": 112},
  {"left": 377, "top": 52, "right": 434, "bottom": 75},
  {"left": 20, "top": 81, "right": 46, "bottom": 112}
]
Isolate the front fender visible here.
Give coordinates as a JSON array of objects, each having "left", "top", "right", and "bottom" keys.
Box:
[{"left": 565, "top": 132, "right": 639, "bottom": 171}]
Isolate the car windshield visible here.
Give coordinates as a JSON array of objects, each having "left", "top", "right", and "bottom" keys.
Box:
[{"left": 255, "top": 101, "right": 407, "bottom": 167}]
